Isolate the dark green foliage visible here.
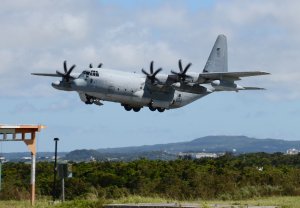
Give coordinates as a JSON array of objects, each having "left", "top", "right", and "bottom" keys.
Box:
[{"left": 1, "top": 153, "right": 300, "bottom": 200}]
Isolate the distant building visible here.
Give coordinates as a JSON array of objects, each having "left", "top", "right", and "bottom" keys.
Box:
[
  {"left": 195, "top": 153, "right": 218, "bottom": 159},
  {"left": 21, "top": 156, "right": 31, "bottom": 160},
  {"left": 90, "top": 156, "right": 96, "bottom": 162},
  {"left": 0, "top": 156, "right": 6, "bottom": 162},
  {"left": 286, "top": 148, "right": 299, "bottom": 155},
  {"left": 178, "top": 152, "right": 223, "bottom": 159},
  {"left": 51, "top": 156, "right": 61, "bottom": 160}
]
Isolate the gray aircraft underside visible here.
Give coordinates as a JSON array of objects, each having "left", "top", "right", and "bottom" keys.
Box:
[{"left": 32, "top": 34, "right": 270, "bottom": 112}]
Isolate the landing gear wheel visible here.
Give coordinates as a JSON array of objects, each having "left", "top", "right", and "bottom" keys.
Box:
[
  {"left": 133, "top": 107, "right": 141, "bottom": 112},
  {"left": 157, "top": 108, "right": 165, "bottom": 112},
  {"left": 149, "top": 106, "right": 156, "bottom": 111},
  {"left": 124, "top": 105, "right": 132, "bottom": 111},
  {"left": 85, "top": 99, "right": 93, "bottom": 104},
  {"left": 85, "top": 96, "right": 93, "bottom": 104}
]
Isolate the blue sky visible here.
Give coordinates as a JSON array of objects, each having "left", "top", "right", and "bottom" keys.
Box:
[{"left": 1, "top": 0, "right": 300, "bottom": 152}]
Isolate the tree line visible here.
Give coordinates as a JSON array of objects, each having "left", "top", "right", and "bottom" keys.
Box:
[{"left": 1, "top": 152, "right": 300, "bottom": 201}]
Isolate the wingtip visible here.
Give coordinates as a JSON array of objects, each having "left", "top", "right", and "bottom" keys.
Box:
[{"left": 261, "top": 71, "right": 271, "bottom": 75}]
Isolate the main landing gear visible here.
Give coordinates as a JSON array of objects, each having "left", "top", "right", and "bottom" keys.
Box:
[
  {"left": 121, "top": 104, "right": 165, "bottom": 112},
  {"left": 122, "top": 104, "right": 141, "bottom": 112},
  {"left": 148, "top": 104, "right": 165, "bottom": 112}
]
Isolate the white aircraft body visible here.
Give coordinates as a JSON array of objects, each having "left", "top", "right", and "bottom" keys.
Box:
[{"left": 32, "top": 35, "right": 269, "bottom": 112}]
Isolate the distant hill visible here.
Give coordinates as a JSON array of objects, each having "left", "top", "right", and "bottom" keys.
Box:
[
  {"left": 97, "top": 136, "right": 300, "bottom": 154},
  {"left": 3, "top": 136, "right": 300, "bottom": 162}
]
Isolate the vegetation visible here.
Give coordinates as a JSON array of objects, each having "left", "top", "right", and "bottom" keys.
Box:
[{"left": 1, "top": 153, "right": 300, "bottom": 203}]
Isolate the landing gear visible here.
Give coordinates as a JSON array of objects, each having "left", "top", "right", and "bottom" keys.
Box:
[
  {"left": 124, "top": 105, "right": 132, "bottom": 111},
  {"left": 149, "top": 106, "right": 156, "bottom": 111},
  {"left": 85, "top": 95, "right": 93, "bottom": 104},
  {"left": 157, "top": 108, "right": 165, "bottom": 112},
  {"left": 85, "top": 98, "right": 93, "bottom": 104},
  {"left": 122, "top": 104, "right": 141, "bottom": 112},
  {"left": 133, "top": 107, "right": 141, "bottom": 112},
  {"left": 84, "top": 95, "right": 103, "bottom": 106},
  {"left": 148, "top": 104, "right": 165, "bottom": 112}
]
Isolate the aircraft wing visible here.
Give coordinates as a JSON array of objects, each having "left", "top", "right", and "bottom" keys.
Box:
[
  {"left": 31, "top": 72, "right": 80, "bottom": 78},
  {"left": 196, "top": 71, "right": 270, "bottom": 83},
  {"left": 31, "top": 73, "right": 61, "bottom": 77}
]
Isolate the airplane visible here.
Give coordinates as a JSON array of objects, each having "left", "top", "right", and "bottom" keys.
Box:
[{"left": 32, "top": 34, "right": 269, "bottom": 112}]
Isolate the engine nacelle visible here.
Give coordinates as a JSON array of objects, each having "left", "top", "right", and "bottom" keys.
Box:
[
  {"left": 211, "top": 80, "right": 221, "bottom": 86},
  {"left": 172, "top": 82, "right": 208, "bottom": 94},
  {"left": 211, "top": 80, "right": 244, "bottom": 91},
  {"left": 52, "top": 81, "right": 73, "bottom": 91}
]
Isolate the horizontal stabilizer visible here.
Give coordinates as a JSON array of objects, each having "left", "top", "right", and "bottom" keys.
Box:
[
  {"left": 197, "top": 71, "right": 270, "bottom": 83},
  {"left": 240, "top": 87, "right": 266, "bottom": 90}
]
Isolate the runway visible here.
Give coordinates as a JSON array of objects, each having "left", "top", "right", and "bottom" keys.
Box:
[{"left": 105, "top": 203, "right": 278, "bottom": 208}]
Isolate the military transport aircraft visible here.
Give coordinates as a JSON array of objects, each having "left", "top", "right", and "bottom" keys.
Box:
[{"left": 32, "top": 35, "right": 269, "bottom": 112}]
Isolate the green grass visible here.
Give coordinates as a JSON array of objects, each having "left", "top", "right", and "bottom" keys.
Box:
[{"left": 0, "top": 196, "right": 300, "bottom": 208}]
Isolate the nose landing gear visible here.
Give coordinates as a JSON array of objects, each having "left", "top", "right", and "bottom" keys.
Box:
[{"left": 85, "top": 95, "right": 103, "bottom": 106}]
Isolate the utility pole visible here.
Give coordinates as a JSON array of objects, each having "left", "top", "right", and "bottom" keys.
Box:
[
  {"left": 0, "top": 160, "right": 2, "bottom": 191},
  {"left": 61, "top": 177, "right": 65, "bottom": 202},
  {"left": 52, "top": 138, "right": 59, "bottom": 202}
]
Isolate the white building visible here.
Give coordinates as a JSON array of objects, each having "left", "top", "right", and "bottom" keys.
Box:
[
  {"left": 286, "top": 148, "right": 299, "bottom": 155},
  {"left": 178, "top": 152, "right": 222, "bottom": 159}
]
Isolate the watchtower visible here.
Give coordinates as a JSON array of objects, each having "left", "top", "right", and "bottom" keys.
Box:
[{"left": 0, "top": 125, "right": 45, "bottom": 206}]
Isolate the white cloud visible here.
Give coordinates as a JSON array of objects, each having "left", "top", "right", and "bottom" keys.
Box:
[{"left": 0, "top": 0, "right": 299, "bottom": 101}]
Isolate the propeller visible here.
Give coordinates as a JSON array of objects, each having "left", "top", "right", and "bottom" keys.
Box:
[
  {"left": 89, "top": 63, "right": 103, "bottom": 68},
  {"left": 56, "top": 60, "right": 76, "bottom": 82},
  {"left": 141, "top": 61, "right": 162, "bottom": 84},
  {"left": 171, "top": 59, "right": 192, "bottom": 82}
]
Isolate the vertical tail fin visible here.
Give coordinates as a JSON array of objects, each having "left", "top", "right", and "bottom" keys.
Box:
[{"left": 203, "top": 34, "right": 228, "bottom": 73}]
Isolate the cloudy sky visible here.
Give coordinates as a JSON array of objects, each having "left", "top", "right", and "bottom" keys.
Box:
[{"left": 1, "top": 0, "right": 300, "bottom": 152}]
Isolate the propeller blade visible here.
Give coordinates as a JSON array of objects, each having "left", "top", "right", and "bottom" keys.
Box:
[
  {"left": 63, "top": 60, "right": 68, "bottom": 73},
  {"left": 171, "top": 70, "right": 179, "bottom": 75},
  {"left": 141, "top": 68, "right": 149, "bottom": 76},
  {"left": 59, "top": 60, "right": 77, "bottom": 82},
  {"left": 153, "top": 68, "right": 162, "bottom": 77},
  {"left": 183, "top": 63, "right": 192, "bottom": 73},
  {"left": 98, "top": 63, "right": 103, "bottom": 68},
  {"left": 150, "top": 61, "right": 154, "bottom": 74},
  {"left": 172, "top": 59, "right": 193, "bottom": 82},
  {"left": 178, "top": 59, "right": 183, "bottom": 72},
  {"left": 89, "top": 63, "right": 93, "bottom": 68},
  {"left": 142, "top": 61, "right": 162, "bottom": 84},
  {"left": 56, "top": 70, "right": 65, "bottom": 77}
]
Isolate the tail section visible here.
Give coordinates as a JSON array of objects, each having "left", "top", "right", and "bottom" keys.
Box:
[{"left": 203, "top": 34, "right": 228, "bottom": 73}]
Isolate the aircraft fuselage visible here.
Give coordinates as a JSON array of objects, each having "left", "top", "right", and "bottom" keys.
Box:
[{"left": 53, "top": 68, "right": 209, "bottom": 111}]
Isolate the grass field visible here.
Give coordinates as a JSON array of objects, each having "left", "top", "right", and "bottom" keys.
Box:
[{"left": 0, "top": 196, "right": 299, "bottom": 208}]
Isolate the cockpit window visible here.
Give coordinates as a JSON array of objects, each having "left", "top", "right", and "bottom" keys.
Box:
[
  {"left": 89, "top": 70, "right": 99, "bottom": 77},
  {"left": 79, "top": 71, "right": 91, "bottom": 78},
  {"left": 80, "top": 70, "right": 99, "bottom": 78}
]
